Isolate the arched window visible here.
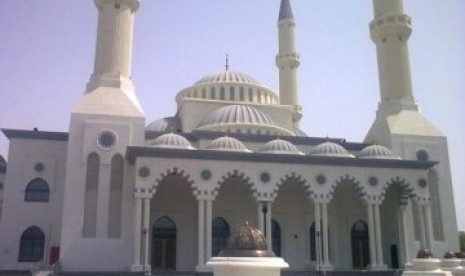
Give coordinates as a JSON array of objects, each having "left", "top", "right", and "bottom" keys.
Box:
[
  {"left": 351, "top": 220, "right": 370, "bottom": 269},
  {"left": 83, "top": 153, "right": 100, "bottom": 237},
  {"left": 108, "top": 154, "right": 124, "bottom": 238},
  {"left": 212, "top": 217, "right": 230, "bottom": 257},
  {"left": 25, "top": 178, "right": 49, "bottom": 202},
  {"left": 272, "top": 219, "right": 282, "bottom": 257},
  {"left": 153, "top": 216, "right": 177, "bottom": 270},
  {"left": 18, "top": 226, "right": 45, "bottom": 262}
]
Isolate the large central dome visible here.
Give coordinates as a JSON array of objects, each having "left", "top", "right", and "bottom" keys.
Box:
[
  {"left": 194, "top": 70, "right": 261, "bottom": 86},
  {"left": 175, "top": 69, "right": 279, "bottom": 106}
]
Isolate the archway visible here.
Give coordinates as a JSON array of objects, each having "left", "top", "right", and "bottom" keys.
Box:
[
  {"left": 351, "top": 220, "right": 370, "bottom": 269},
  {"left": 152, "top": 216, "right": 176, "bottom": 270}
]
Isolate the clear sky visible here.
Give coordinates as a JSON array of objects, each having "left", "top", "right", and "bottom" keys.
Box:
[{"left": 1, "top": 1, "right": 464, "bottom": 229}]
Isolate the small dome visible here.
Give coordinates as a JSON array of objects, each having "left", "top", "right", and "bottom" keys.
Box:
[
  {"left": 199, "top": 105, "right": 278, "bottom": 127},
  {"left": 358, "top": 145, "right": 401, "bottom": 160},
  {"left": 195, "top": 70, "right": 261, "bottom": 86},
  {"left": 205, "top": 136, "right": 251, "bottom": 152},
  {"left": 149, "top": 133, "right": 196, "bottom": 150},
  {"left": 146, "top": 117, "right": 181, "bottom": 132},
  {"left": 259, "top": 139, "right": 303, "bottom": 155},
  {"left": 309, "top": 141, "right": 355, "bottom": 158},
  {"left": 219, "top": 223, "right": 275, "bottom": 257}
]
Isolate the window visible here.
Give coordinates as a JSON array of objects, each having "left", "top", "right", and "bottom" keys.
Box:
[
  {"left": 83, "top": 153, "right": 100, "bottom": 237},
  {"left": 25, "top": 178, "right": 49, "bottom": 202},
  {"left": 19, "top": 226, "right": 45, "bottom": 262},
  {"left": 212, "top": 217, "right": 230, "bottom": 256},
  {"left": 230, "top": 87, "right": 235, "bottom": 100},
  {"left": 108, "top": 154, "right": 124, "bottom": 238},
  {"left": 239, "top": 87, "right": 244, "bottom": 101},
  {"left": 210, "top": 88, "right": 216, "bottom": 99},
  {"left": 351, "top": 220, "right": 370, "bottom": 269},
  {"left": 220, "top": 87, "right": 225, "bottom": 100}
]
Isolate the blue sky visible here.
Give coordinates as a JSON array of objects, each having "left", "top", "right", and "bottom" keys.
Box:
[{"left": 1, "top": 1, "right": 464, "bottom": 229}]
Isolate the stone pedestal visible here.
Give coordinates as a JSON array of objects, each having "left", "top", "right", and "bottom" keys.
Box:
[
  {"left": 207, "top": 257, "right": 288, "bottom": 276},
  {"left": 403, "top": 258, "right": 452, "bottom": 276},
  {"left": 440, "top": 258, "right": 465, "bottom": 276}
]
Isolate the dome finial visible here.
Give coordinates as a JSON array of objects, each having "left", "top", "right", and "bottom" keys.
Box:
[{"left": 225, "top": 54, "right": 230, "bottom": 71}]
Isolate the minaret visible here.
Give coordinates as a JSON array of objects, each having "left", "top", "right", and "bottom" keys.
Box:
[
  {"left": 60, "top": 0, "right": 145, "bottom": 270},
  {"left": 370, "top": 0, "right": 416, "bottom": 116},
  {"left": 276, "top": 0, "right": 301, "bottom": 125}
]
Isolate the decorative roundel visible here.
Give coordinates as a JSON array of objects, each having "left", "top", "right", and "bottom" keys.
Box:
[
  {"left": 416, "top": 149, "right": 429, "bottom": 162},
  {"left": 138, "top": 167, "right": 150, "bottom": 178},
  {"left": 418, "top": 178, "right": 428, "bottom": 188},
  {"left": 97, "top": 130, "right": 117, "bottom": 150},
  {"left": 260, "top": 172, "right": 271, "bottom": 183},
  {"left": 316, "top": 174, "right": 326, "bottom": 185},
  {"left": 201, "top": 169, "right": 212, "bottom": 180},
  {"left": 369, "top": 176, "right": 378, "bottom": 187},
  {"left": 34, "top": 162, "right": 44, "bottom": 172}
]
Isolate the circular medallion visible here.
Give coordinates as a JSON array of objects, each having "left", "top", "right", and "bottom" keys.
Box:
[
  {"left": 260, "top": 172, "right": 270, "bottom": 183},
  {"left": 97, "top": 130, "right": 117, "bottom": 150},
  {"left": 369, "top": 176, "right": 378, "bottom": 187},
  {"left": 138, "top": 167, "right": 150, "bottom": 178},
  {"left": 201, "top": 169, "right": 212, "bottom": 180},
  {"left": 34, "top": 162, "right": 45, "bottom": 172},
  {"left": 316, "top": 174, "right": 326, "bottom": 185},
  {"left": 416, "top": 150, "right": 429, "bottom": 162},
  {"left": 418, "top": 178, "right": 427, "bottom": 188}
]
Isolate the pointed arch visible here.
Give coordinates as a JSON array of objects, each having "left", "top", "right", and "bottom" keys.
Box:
[
  {"left": 328, "top": 175, "right": 365, "bottom": 201},
  {"left": 213, "top": 170, "right": 255, "bottom": 198},
  {"left": 212, "top": 217, "right": 230, "bottom": 257},
  {"left": 108, "top": 154, "right": 124, "bottom": 238},
  {"left": 381, "top": 176, "right": 415, "bottom": 204},
  {"left": 18, "top": 226, "right": 45, "bottom": 262},
  {"left": 25, "top": 178, "right": 49, "bottom": 202},
  {"left": 273, "top": 172, "right": 312, "bottom": 200},
  {"left": 83, "top": 152, "right": 100, "bottom": 237},
  {"left": 152, "top": 167, "right": 195, "bottom": 196}
]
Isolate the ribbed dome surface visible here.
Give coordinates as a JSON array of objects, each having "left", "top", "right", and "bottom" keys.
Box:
[
  {"left": 150, "top": 133, "right": 196, "bottom": 150},
  {"left": 195, "top": 70, "right": 261, "bottom": 86},
  {"left": 259, "top": 139, "right": 303, "bottom": 155},
  {"left": 198, "top": 105, "right": 278, "bottom": 129},
  {"left": 309, "top": 141, "right": 355, "bottom": 158},
  {"left": 358, "top": 145, "right": 401, "bottom": 160},
  {"left": 146, "top": 117, "right": 181, "bottom": 132},
  {"left": 205, "top": 136, "right": 251, "bottom": 152}
]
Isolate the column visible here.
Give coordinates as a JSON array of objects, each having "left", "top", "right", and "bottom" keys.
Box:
[
  {"left": 198, "top": 199, "right": 205, "bottom": 266},
  {"left": 399, "top": 205, "right": 410, "bottom": 264},
  {"left": 321, "top": 203, "right": 330, "bottom": 267},
  {"left": 205, "top": 199, "right": 213, "bottom": 261},
  {"left": 314, "top": 202, "right": 321, "bottom": 270},
  {"left": 367, "top": 203, "right": 377, "bottom": 267},
  {"left": 423, "top": 204, "right": 434, "bottom": 251},
  {"left": 143, "top": 198, "right": 151, "bottom": 271},
  {"left": 373, "top": 204, "right": 383, "bottom": 266},
  {"left": 266, "top": 202, "right": 273, "bottom": 250},
  {"left": 132, "top": 197, "right": 142, "bottom": 270},
  {"left": 416, "top": 202, "right": 427, "bottom": 248},
  {"left": 257, "top": 202, "right": 264, "bottom": 233}
]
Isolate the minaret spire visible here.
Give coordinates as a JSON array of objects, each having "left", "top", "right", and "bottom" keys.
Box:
[
  {"left": 276, "top": 0, "right": 301, "bottom": 126},
  {"left": 86, "top": 0, "right": 140, "bottom": 93},
  {"left": 370, "top": 0, "right": 417, "bottom": 115}
]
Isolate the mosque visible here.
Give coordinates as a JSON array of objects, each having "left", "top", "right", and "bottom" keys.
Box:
[{"left": 0, "top": 0, "right": 459, "bottom": 273}]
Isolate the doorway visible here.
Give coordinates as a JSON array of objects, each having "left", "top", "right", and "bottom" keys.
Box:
[
  {"left": 351, "top": 220, "right": 370, "bottom": 269},
  {"left": 152, "top": 216, "right": 176, "bottom": 270}
]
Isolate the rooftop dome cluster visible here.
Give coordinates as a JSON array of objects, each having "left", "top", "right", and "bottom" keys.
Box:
[{"left": 146, "top": 134, "right": 401, "bottom": 160}]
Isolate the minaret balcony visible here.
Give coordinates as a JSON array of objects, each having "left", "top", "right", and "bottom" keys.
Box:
[{"left": 370, "top": 14, "right": 412, "bottom": 44}]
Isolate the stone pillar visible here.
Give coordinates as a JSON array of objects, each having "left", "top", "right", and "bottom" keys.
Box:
[
  {"left": 423, "top": 204, "right": 434, "bottom": 252},
  {"left": 416, "top": 202, "right": 427, "bottom": 248},
  {"left": 131, "top": 196, "right": 143, "bottom": 271},
  {"left": 314, "top": 202, "right": 321, "bottom": 270},
  {"left": 321, "top": 202, "right": 332, "bottom": 269},
  {"left": 198, "top": 199, "right": 205, "bottom": 267},
  {"left": 143, "top": 197, "right": 151, "bottom": 273},
  {"left": 374, "top": 203, "right": 384, "bottom": 266},
  {"left": 367, "top": 203, "right": 378, "bottom": 266},
  {"left": 399, "top": 204, "right": 411, "bottom": 266},
  {"left": 258, "top": 202, "right": 265, "bottom": 233},
  {"left": 206, "top": 199, "right": 213, "bottom": 261},
  {"left": 266, "top": 202, "right": 273, "bottom": 250}
]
